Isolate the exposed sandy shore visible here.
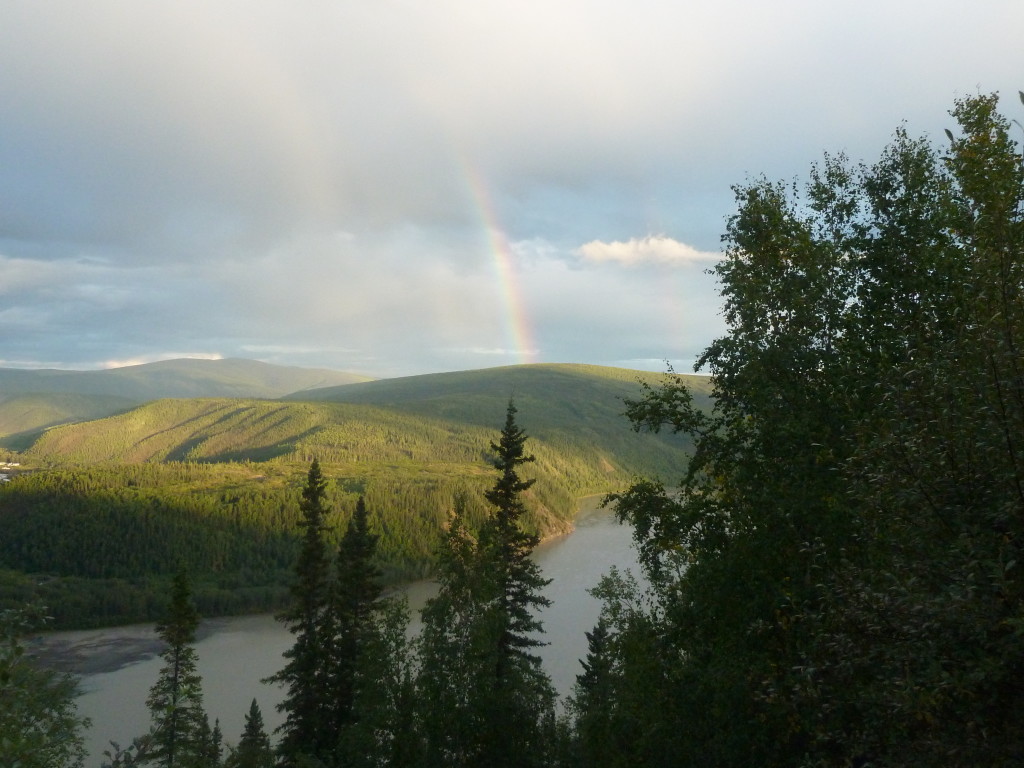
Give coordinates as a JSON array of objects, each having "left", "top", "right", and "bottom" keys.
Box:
[{"left": 27, "top": 618, "right": 232, "bottom": 676}]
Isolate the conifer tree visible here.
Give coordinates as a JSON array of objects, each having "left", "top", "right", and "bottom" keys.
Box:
[
  {"left": 328, "top": 495, "right": 417, "bottom": 767},
  {"left": 480, "top": 401, "right": 552, "bottom": 678},
  {"left": 325, "top": 495, "right": 382, "bottom": 746},
  {"left": 571, "top": 617, "right": 615, "bottom": 764},
  {"left": 194, "top": 716, "right": 223, "bottom": 767},
  {"left": 476, "top": 400, "right": 554, "bottom": 767},
  {"left": 415, "top": 402, "right": 556, "bottom": 767},
  {"left": 144, "top": 568, "right": 208, "bottom": 768},
  {"left": 225, "top": 700, "right": 274, "bottom": 768},
  {"left": 267, "top": 459, "right": 334, "bottom": 765}
]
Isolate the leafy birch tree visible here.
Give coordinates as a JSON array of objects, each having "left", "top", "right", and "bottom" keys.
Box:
[
  {"left": 0, "top": 605, "right": 88, "bottom": 768},
  {"left": 591, "top": 91, "right": 1024, "bottom": 767}
]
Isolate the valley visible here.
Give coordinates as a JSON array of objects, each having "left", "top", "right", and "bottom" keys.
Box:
[{"left": 0, "top": 358, "right": 704, "bottom": 630}]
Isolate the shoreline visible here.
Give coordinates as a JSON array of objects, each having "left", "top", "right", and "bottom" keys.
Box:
[
  {"left": 28, "top": 615, "right": 241, "bottom": 677},
  {"left": 30, "top": 494, "right": 618, "bottom": 678}
]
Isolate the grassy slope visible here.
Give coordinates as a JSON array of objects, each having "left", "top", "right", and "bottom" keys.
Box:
[
  {"left": 24, "top": 399, "right": 494, "bottom": 467},
  {"left": 290, "top": 363, "right": 711, "bottom": 479}
]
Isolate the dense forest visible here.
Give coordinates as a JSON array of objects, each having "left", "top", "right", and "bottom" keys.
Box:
[
  {"left": 0, "top": 365, "right": 699, "bottom": 629},
  {"left": 3, "top": 91, "right": 1023, "bottom": 767}
]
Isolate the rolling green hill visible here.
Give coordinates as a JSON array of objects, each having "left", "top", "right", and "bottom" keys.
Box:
[
  {"left": 24, "top": 364, "right": 705, "bottom": 480},
  {"left": 289, "top": 363, "right": 711, "bottom": 477},
  {"left": 0, "top": 357, "right": 371, "bottom": 443},
  {"left": 0, "top": 363, "right": 704, "bottom": 629}
]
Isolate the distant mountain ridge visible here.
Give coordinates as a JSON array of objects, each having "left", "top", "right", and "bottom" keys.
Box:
[
  {"left": 288, "top": 362, "right": 712, "bottom": 456},
  {"left": 18, "top": 362, "right": 705, "bottom": 492},
  {"left": 0, "top": 358, "right": 372, "bottom": 444},
  {"left": 3, "top": 361, "right": 710, "bottom": 483},
  {"left": 0, "top": 358, "right": 371, "bottom": 399}
]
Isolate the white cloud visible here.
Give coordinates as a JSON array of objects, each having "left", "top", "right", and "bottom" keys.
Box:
[{"left": 576, "top": 236, "right": 721, "bottom": 267}]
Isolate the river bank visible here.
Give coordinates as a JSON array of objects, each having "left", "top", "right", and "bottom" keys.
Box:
[
  {"left": 35, "top": 496, "right": 637, "bottom": 763},
  {"left": 29, "top": 494, "right": 616, "bottom": 677}
]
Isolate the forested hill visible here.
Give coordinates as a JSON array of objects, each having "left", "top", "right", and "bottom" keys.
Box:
[
  {"left": 20, "top": 364, "right": 704, "bottom": 479},
  {"left": 289, "top": 363, "right": 710, "bottom": 472},
  {"left": 289, "top": 363, "right": 713, "bottom": 425},
  {"left": 0, "top": 363, "right": 701, "bottom": 629},
  {"left": 0, "top": 358, "right": 371, "bottom": 446}
]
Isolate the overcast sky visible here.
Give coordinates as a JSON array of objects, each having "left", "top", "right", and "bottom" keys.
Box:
[{"left": 2, "top": 1, "right": 1021, "bottom": 378}]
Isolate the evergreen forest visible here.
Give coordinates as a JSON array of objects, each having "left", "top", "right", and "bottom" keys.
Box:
[{"left": 3, "top": 91, "right": 1024, "bottom": 767}]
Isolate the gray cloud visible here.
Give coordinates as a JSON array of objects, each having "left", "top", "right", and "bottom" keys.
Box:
[{"left": 1, "top": 1, "right": 1021, "bottom": 375}]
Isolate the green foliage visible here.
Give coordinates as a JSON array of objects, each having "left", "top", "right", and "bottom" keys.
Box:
[
  {"left": 224, "top": 700, "right": 274, "bottom": 768},
  {"left": 0, "top": 605, "right": 88, "bottom": 768},
  {"left": 568, "top": 569, "right": 662, "bottom": 768},
  {"left": 337, "top": 596, "right": 416, "bottom": 768},
  {"left": 1, "top": 364, "right": 699, "bottom": 629},
  {"left": 143, "top": 569, "right": 209, "bottom": 768},
  {"left": 414, "top": 403, "right": 558, "bottom": 768},
  {"left": 584, "top": 91, "right": 1024, "bottom": 767},
  {"left": 270, "top": 464, "right": 418, "bottom": 768},
  {"left": 410, "top": 504, "right": 483, "bottom": 765},
  {"left": 270, "top": 460, "right": 335, "bottom": 765},
  {"left": 327, "top": 496, "right": 382, "bottom": 752},
  {"left": 479, "top": 401, "right": 552, "bottom": 693},
  {"left": 0, "top": 464, "right": 298, "bottom": 628}
]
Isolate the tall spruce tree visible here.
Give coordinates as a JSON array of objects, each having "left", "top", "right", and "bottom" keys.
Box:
[
  {"left": 476, "top": 400, "right": 554, "bottom": 767},
  {"left": 194, "top": 716, "right": 222, "bottom": 768},
  {"left": 225, "top": 700, "right": 274, "bottom": 768},
  {"left": 326, "top": 495, "right": 382, "bottom": 760},
  {"left": 327, "top": 496, "right": 380, "bottom": 733},
  {"left": 415, "top": 401, "right": 556, "bottom": 768},
  {"left": 268, "top": 459, "right": 334, "bottom": 765},
  {"left": 143, "top": 568, "right": 208, "bottom": 768}
]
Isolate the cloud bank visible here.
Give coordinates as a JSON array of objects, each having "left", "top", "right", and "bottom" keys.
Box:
[{"left": 0, "top": 2, "right": 1020, "bottom": 376}]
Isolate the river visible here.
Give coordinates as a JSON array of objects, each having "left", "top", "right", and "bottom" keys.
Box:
[{"left": 39, "top": 497, "right": 640, "bottom": 764}]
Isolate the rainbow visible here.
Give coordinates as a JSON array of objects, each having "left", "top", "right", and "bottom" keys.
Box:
[{"left": 461, "top": 161, "right": 537, "bottom": 365}]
